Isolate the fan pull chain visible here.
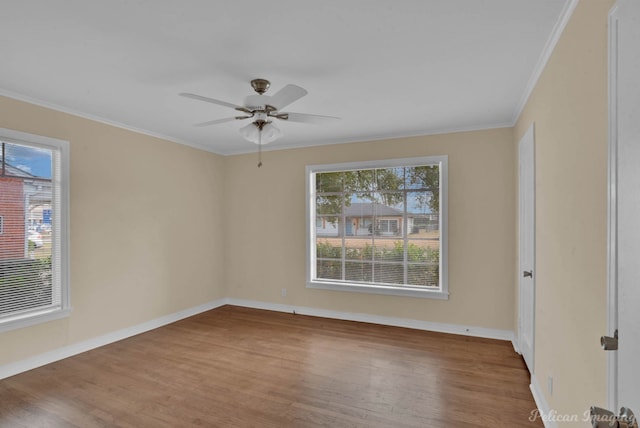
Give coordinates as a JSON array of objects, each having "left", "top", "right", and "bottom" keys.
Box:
[{"left": 257, "top": 129, "right": 263, "bottom": 168}]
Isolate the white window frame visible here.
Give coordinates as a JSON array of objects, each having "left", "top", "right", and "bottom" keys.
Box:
[
  {"left": 306, "top": 156, "right": 448, "bottom": 299},
  {"left": 0, "top": 215, "right": 3, "bottom": 235},
  {"left": 0, "top": 128, "right": 71, "bottom": 332}
]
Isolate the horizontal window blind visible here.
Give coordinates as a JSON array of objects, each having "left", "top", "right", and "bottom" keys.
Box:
[
  {"left": 0, "top": 139, "right": 61, "bottom": 323},
  {"left": 310, "top": 161, "right": 444, "bottom": 292}
]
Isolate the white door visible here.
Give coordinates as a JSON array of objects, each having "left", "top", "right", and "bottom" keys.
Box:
[
  {"left": 518, "top": 123, "right": 535, "bottom": 374},
  {"left": 607, "top": 0, "right": 640, "bottom": 416}
]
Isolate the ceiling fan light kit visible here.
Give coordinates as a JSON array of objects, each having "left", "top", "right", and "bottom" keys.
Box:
[
  {"left": 239, "top": 120, "right": 282, "bottom": 145},
  {"left": 180, "top": 78, "right": 339, "bottom": 166}
]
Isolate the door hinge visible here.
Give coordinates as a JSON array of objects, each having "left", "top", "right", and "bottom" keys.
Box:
[{"left": 600, "top": 329, "right": 618, "bottom": 351}]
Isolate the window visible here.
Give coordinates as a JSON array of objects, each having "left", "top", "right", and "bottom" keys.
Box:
[
  {"left": 0, "top": 128, "right": 70, "bottom": 332},
  {"left": 0, "top": 216, "right": 3, "bottom": 234},
  {"left": 306, "top": 156, "right": 448, "bottom": 299},
  {"left": 377, "top": 219, "right": 398, "bottom": 235}
]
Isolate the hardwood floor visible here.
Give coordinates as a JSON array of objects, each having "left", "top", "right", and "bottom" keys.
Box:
[{"left": 0, "top": 305, "right": 542, "bottom": 427}]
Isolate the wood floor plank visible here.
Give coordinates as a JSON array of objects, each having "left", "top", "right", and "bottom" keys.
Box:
[{"left": 0, "top": 305, "right": 542, "bottom": 427}]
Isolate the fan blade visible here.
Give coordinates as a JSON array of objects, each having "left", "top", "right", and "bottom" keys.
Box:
[
  {"left": 276, "top": 112, "right": 340, "bottom": 124},
  {"left": 180, "top": 92, "right": 251, "bottom": 113},
  {"left": 194, "top": 116, "right": 250, "bottom": 127},
  {"left": 268, "top": 84, "right": 308, "bottom": 110}
]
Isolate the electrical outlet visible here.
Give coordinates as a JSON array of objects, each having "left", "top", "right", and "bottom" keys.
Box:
[
  {"left": 281, "top": 288, "right": 287, "bottom": 297},
  {"left": 547, "top": 376, "right": 553, "bottom": 396}
]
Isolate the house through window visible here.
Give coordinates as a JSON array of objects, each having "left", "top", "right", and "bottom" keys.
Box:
[
  {"left": 0, "top": 129, "right": 70, "bottom": 331},
  {"left": 307, "top": 156, "right": 448, "bottom": 299}
]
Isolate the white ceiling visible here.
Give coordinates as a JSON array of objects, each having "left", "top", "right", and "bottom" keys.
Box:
[{"left": 0, "top": 0, "right": 570, "bottom": 155}]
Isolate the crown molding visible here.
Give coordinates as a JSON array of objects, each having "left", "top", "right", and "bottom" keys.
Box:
[
  {"left": 0, "top": 88, "right": 221, "bottom": 155},
  {"left": 511, "top": 0, "right": 579, "bottom": 124},
  {"left": 221, "top": 122, "right": 515, "bottom": 156}
]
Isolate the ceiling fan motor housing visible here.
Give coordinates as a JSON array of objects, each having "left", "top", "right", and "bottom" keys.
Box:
[{"left": 244, "top": 94, "right": 269, "bottom": 111}]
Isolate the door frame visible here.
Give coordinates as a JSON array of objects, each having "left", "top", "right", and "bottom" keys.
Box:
[
  {"left": 518, "top": 122, "right": 536, "bottom": 373},
  {"left": 606, "top": 2, "right": 619, "bottom": 411}
]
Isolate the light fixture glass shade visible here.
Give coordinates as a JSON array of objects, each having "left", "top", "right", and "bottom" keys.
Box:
[{"left": 239, "top": 121, "right": 282, "bottom": 144}]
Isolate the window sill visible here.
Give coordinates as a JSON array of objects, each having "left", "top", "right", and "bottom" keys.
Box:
[
  {"left": 0, "top": 307, "right": 72, "bottom": 333},
  {"left": 307, "top": 280, "right": 449, "bottom": 300}
]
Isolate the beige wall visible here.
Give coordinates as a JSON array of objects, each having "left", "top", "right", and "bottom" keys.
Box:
[
  {"left": 224, "top": 128, "right": 516, "bottom": 330},
  {"left": 514, "top": 0, "right": 613, "bottom": 422},
  {"left": 0, "top": 96, "right": 227, "bottom": 366},
  {"left": 1, "top": 97, "right": 517, "bottom": 369}
]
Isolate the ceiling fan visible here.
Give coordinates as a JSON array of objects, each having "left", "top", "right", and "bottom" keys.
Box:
[{"left": 180, "top": 78, "right": 339, "bottom": 145}]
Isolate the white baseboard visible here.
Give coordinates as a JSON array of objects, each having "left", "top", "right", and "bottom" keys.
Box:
[
  {"left": 530, "top": 374, "right": 558, "bottom": 428},
  {"left": 226, "top": 298, "right": 516, "bottom": 343},
  {"left": 2, "top": 297, "right": 517, "bottom": 380},
  {"left": 0, "top": 298, "right": 227, "bottom": 380}
]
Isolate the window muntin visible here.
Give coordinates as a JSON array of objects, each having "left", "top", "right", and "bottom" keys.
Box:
[
  {"left": 0, "top": 129, "right": 70, "bottom": 331},
  {"left": 307, "top": 156, "right": 448, "bottom": 299}
]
